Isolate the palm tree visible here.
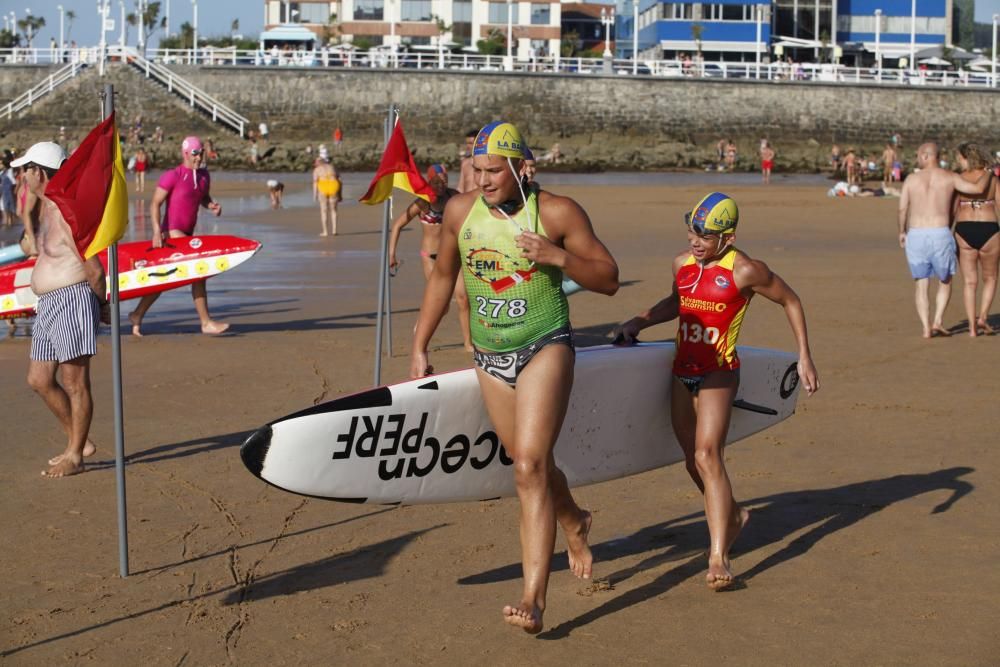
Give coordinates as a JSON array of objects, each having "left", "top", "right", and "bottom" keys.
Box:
[
  {"left": 690, "top": 23, "right": 703, "bottom": 72},
  {"left": 17, "top": 15, "right": 46, "bottom": 48},
  {"left": 65, "top": 10, "right": 76, "bottom": 41}
]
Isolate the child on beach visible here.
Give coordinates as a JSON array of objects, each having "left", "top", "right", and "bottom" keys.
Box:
[{"left": 613, "top": 191, "right": 819, "bottom": 591}]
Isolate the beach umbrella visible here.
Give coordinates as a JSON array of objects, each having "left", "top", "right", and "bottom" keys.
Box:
[
  {"left": 915, "top": 45, "right": 976, "bottom": 61},
  {"left": 918, "top": 56, "right": 952, "bottom": 67}
]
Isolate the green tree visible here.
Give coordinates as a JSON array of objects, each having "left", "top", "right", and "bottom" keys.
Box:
[
  {"left": 17, "top": 15, "right": 46, "bottom": 48},
  {"left": 0, "top": 29, "right": 20, "bottom": 49},
  {"left": 65, "top": 10, "right": 76, "bottom": 42},
  {"left": 690, "top": 23, "right": 703, "bottom": 62},
  {"left": 477, "top": 28, "right": 505, "bottom": 55},
  {"left": 560, "top": 29, "right": 580, "bottom": 57}
]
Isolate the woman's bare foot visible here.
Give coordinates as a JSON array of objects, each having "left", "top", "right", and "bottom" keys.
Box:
[
  {"left": 128, "top": 311, "right": 144, "bottom": 337},
  {"left": 706, "top": 557, "right": 734, "bottom": 591},
  {"left": 565, "top": 510, "right": 593, "bottom": 579},
  {"left": 930, "top": 326, "right": 951, "bottom": 338},
  {"left": 977, "top": 318, "right": 995, "bottom": 335},
  {"left": 502, "top": 602, "right": 543, "bottom": 634},
  {"left": 42, "top": 456, "right": 85, "bottom": 478},
  {"left": 49, "top": 440, "right": 97, "bottom": 466},
  {"left": 201, "top": 320, "right": 230, "bottom": 335}
]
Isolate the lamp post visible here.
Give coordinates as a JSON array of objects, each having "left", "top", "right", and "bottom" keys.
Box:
[
  {"left": 506, "top": 0, "right": 513, "bottom": 71},
  {"left": 632, "top": 0, "right": 639, "bottom": 75},
  {"left": 874, "top": 9, "right": 882, "bottom": 82},
  {"left": 165, "top": 0, "right": 169, "bottom": 36},
  {"left": 992, "top": 14, "right": 998, "bottom": 88},
  {"left": 118, "top": 1, "right": 125, "bottom": 49},
  {"left": 388, "top": 0, "right": 396, "bottom": 68},
  {"left": 755, "top": 3, "right": 763, "bottom": 79},
  {"left": 601, "top": 6, "right": 615, "bottom": 59},
  {"left": 191, "top": 0, "right": 198, "bottom": 64},
  {"left": 57, "top": 5, "right": 65, "bottom": 62},
  {"left": 909, "top": 0, "right": 916, "bottom": 74},
  {"left": 137, "top": 0, "right": 145, "bottom": 52},
  {"left": 97, "top": 1, "right": 108, "bottom": 75}
]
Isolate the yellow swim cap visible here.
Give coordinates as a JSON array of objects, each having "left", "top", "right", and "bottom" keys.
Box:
[
  {"left": 473, "top": 121, "right": 525, "bottom": 159},
  {"left": 686, "top": 192, "right": 739, "bottom": 235}
]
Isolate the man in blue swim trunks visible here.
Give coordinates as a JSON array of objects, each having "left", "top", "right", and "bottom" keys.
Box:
[{"left": 898, "top": 143, "right": 991, "bottom": 338}]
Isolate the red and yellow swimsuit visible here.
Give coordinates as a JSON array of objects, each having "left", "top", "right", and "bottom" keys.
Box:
[{"left": 673, "top": 248, "right": 750, "bottom": 377}]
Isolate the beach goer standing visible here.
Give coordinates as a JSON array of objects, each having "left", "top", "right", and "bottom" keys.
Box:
[
  {"left": 830, "top": 144, "right": 841, "bottom": 175},
  {"left": 457, "top": 129, "right": 478, "bottom": 193},
  {"left": 313, "top": 149, "right": 342, "bottom": 236},
  {"left": 128, "top": 136, "right": 228, "bottom": 336},
  {"left": 898, "top": 142, "right": 991, "bottom": 338},
  {"left": 410, "top": 122, "right": 619, "bottom": 633},
  {"left": 952, "top": 142, "right": 999, "bottom": 336},
  {"left": 760, "top": 141, "right": 775, "bottom": 185},
  {"left": 612, "top": 192, "right": 819, "bottom": 590},
  {"left": 15, "top": 142, "right": 108, "bottom": 477},
  {"left": 881, "top": 143, "right": 897, "bottom": 185},
  {"left": 1, "top": 158, "right": 15, "bottom": 227},
  {"left": 724, "top": 140, "right": 737, "bottom": 171},
  {"left": 387, "top": 164, "right": 472, "bottom": 350},
  {"left": 133, "top": 147, "right": 148, "bottom": 193}
]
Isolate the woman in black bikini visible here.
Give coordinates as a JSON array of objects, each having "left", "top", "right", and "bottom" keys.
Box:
[{"left": 953, "top": 143, "right": 999, "bottom": 336}]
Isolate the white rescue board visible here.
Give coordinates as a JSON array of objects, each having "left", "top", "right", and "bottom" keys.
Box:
[{"left": 240, "top": 343, "right": 802, "bottom": 504}]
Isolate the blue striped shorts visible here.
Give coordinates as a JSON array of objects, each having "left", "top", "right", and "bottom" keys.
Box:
[{"left": 30, "top": 282, "right": 101, "bottom": 362}]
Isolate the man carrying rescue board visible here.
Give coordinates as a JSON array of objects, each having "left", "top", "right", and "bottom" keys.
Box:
[
  {"left": 613, "top": 192, "right": 819, "bottom": 591},
  {"left": 409, "top": 121, "right": 619, "bottom": 634}
]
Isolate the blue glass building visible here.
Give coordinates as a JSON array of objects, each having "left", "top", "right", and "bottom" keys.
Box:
[{"left": 616, "top": 0, "right": 952, "bottom": 63}]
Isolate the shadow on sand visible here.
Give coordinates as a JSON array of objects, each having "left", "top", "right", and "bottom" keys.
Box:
[
  {"left": 2, "top": 526, "right": 440, "bottom": 658},
  {"left": 457, "top": 467, "right": 974, "bottom": 639}
]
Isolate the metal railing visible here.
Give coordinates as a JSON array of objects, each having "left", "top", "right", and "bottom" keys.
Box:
[
  {"left": 117, "top": 47, "right": 249, "bottom": 137},
  {"left": 2, "top": 46, "right": 998, "bottom": 90},
  {"left": 3, "top": 60, "right": 87, "bottom": 120}
]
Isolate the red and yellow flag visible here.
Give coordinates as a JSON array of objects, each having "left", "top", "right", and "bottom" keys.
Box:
[
  {"left": 45, "top": 112, "right": 129, "bottom": 259},
  {"left": 360, "top": 120, "right": 435, "bottom": 205}
]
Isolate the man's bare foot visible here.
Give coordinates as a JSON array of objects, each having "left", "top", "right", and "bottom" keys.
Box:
[
  {"left": 930, "top": 326, "right": 951, "bottom": 338},
  {"left": 201, "top": 320, "right": 230, "bottom": 335},
  {"left": 128, "top": 311, "right": 144, "bottom": 337},
  {"left": 502, "top": 603, "right": 543, "bottom": 634},
  {"left": 49, "top": 440, "right": 97, "bottom": 466},
  {"left": 706, "top": 557, "right": 735, "bottom": 591},
  {"left": 319, "top": 232, "right": 329, "bottom": 237},
  {"left": 565, "top": 510, "right": 593, "bottom": 579},
  {"left": 42, "top": 457, "right": 85, "bottom": 478},
  {"left": 977, "top": 318, "right": 995, "bottom": 335}
]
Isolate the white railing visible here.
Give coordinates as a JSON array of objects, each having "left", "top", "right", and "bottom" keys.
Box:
[
  {"left": 2, "top": 46, "right": 998, "bottom": 89},
  {"left": 3, "top": 61, "right": 87, "bottom": 120},
  {"left": 116, "top": 47, "right": 249, "bottom": 137}
]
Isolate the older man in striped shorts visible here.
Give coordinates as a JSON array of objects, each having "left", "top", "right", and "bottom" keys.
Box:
[{"left": 14, "top": 142, "right": 110, "bottom": 478}]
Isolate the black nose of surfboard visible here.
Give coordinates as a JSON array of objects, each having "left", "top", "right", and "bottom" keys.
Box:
[{"left": 240, "top": 426, "right": 273, "bottom": 478}]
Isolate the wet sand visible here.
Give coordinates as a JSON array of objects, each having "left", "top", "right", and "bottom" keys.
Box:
[{"left": 1, "top": 174, "right": 997, "bottom": 664}]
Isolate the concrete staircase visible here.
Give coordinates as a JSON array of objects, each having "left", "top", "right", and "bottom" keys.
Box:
[{"left": 2, "top": 62, "right": 88, "bottom": 121}]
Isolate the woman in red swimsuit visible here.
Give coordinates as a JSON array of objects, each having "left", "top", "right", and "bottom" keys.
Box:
[
  {"left": 133, "top": 147, "right": 148, "bottom": 193},
  {"left": 614, "top": 192, "right": 819, "bottom": 591}
]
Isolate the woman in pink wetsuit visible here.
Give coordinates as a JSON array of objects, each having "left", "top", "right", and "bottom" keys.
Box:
[{"left": 128, "top": 136, "right": 228, "bottom": 336}]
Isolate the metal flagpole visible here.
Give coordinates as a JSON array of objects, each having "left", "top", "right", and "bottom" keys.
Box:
[
  {"left": 373, "top": 103, "right": 397, "bottom": 386},
  {"left": 385, "top": 195, "right": 394, "bottom": 357},
  {"left": 101, "top": 83, "right": 129, "bottom": 577}
]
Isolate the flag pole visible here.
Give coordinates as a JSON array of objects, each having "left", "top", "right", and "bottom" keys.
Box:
[
  {"left": 101, "top": 83, "right": 129, "bottom": 577},
  {"left": 385, "top": 194, "right": 394, "bottom": 357},
  {"left": 373, "top": 103, "right": 397, "bottom": 386}
]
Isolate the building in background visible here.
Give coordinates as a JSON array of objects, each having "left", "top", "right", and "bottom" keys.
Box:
[
  {"left": 562, "top": 3, "right": 615, "bottom": 54},
  {"left": 263, "top": 0, "right": 562, "bottom": 60}
]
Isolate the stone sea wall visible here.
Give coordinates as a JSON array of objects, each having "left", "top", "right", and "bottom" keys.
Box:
[{"left": 2, "top": 62, "right": 997, "bottom": 173}]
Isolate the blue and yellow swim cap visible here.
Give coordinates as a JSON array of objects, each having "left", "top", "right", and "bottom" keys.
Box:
[
  {"left": 473, "top": 121, "right": 525, "bottom": 159},
  {"left": 686, "top": 192, "right": 739, "bottom": 235}
]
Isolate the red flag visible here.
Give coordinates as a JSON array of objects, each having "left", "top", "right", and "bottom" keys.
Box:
[
  {"left": 360, "top": 120, "right": 435, "bottom": 205},
  {"left": 45, "top": 112, "right": 129, "bottom": 259}
]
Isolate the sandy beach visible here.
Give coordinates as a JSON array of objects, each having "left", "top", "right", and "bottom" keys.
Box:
[{"left": 1, "top": 171, "right": 997, "bottom": 665}]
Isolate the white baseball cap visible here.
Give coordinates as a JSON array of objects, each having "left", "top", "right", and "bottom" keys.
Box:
[{"left": 11, "top": 141, "right": 67, "bottom": 170}]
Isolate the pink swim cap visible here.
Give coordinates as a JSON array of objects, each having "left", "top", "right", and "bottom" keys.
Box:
[{"left": 182, "top": 136, "right": 203, "bottom": 154}]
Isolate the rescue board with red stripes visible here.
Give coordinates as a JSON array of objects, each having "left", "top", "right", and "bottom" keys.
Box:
[{"left": 0, "top": 235, "right": 262, "bottom": 319}]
